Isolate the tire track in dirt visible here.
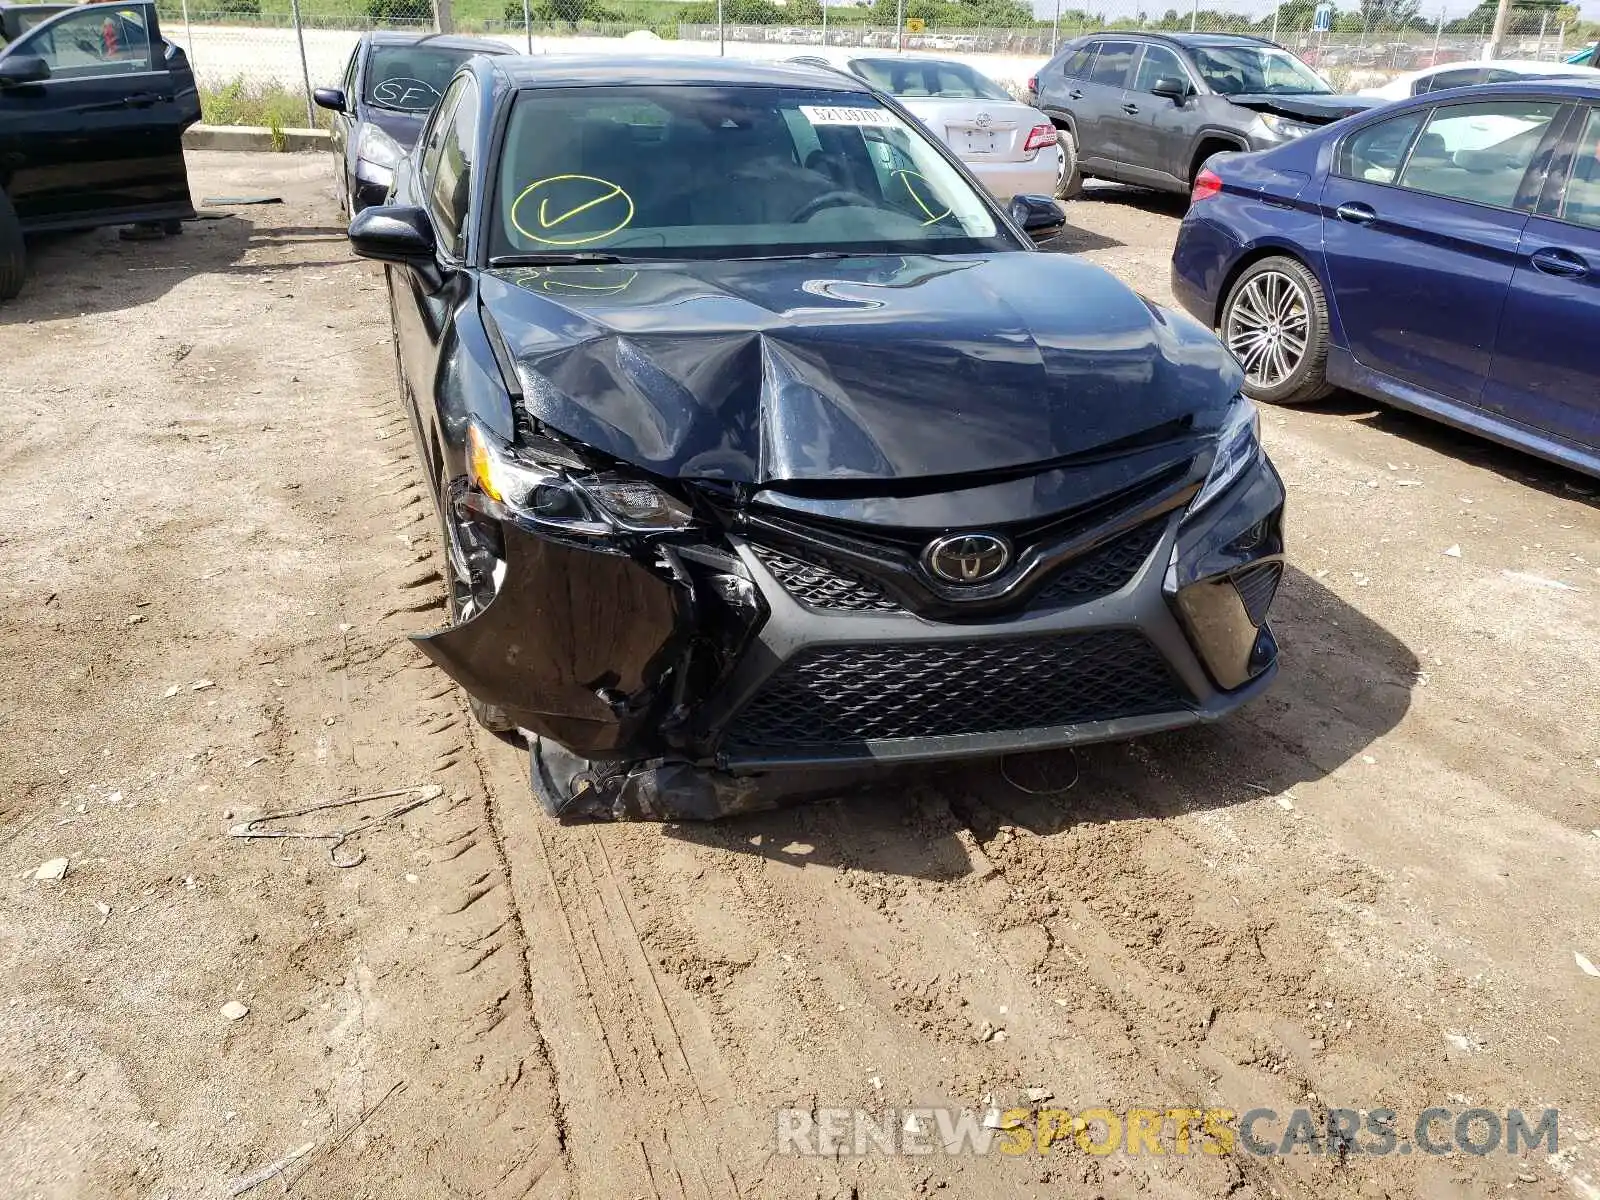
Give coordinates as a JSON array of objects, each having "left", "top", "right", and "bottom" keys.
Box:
[
  {"left": 0, "top": 163, "right": 571, "bottom": 1200},
  {"left": 328, "top": 391, "right": 573, "bottom": 1200},
  {"left": 483, "top": 745, "right": 747, "bottom": 1200}
]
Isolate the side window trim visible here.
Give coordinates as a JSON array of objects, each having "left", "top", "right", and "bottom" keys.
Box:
[
  {"left": 417, "top": 75, "right": 465, "bottom": 195},
  {"left": 1534, "top": 101, "right": 1592, "bottom": 220},
  {"left": 426, "top": 74, "right": 478, "bottom": 262}
]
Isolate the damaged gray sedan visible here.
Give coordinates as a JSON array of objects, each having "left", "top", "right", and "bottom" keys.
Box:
[{"left": 349, "top": 54, "right": 1287, "bottom": 820}]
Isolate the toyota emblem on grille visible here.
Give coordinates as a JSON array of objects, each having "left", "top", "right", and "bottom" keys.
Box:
[{"left": 924, "top": 533, "right": 1011, "bottom": 584}]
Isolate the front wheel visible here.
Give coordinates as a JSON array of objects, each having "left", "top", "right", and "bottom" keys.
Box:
[{"left": 1220, "top": 255, "right": 1334, "bottom": 406}]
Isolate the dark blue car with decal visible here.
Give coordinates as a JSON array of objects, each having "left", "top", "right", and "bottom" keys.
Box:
[{"left": 1173, "top": 77, "right": 1600, "bottom": 478}]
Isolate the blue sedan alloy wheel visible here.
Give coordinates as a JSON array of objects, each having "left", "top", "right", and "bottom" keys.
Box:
[{"left": 1222, "top": 255, "right": 1334, "bottom": 406}]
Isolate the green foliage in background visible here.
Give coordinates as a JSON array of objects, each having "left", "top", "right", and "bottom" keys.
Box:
[
  {"left": 200, "top": 76, "right": 324, "bottom": 131},
  {"left": 156, "top": 0, "right": 1600, "bottom": 43}
]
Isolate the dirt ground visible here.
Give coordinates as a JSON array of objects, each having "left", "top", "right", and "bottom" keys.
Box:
[{"left": 1, "top": 152, "right": 1597, "bottom": 1200}]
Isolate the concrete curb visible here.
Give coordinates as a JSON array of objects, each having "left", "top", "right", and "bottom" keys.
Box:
[{"left": 183, "top": 125, "right": 330, "bottom": 153}]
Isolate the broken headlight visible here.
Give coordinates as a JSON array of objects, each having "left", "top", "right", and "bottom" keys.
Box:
[
  {"left": 355, "top": 122, "right": 403, "bottom": 181},
  {"left": 1188, "top": 397, "right": 1261, "bottom": 517},
  {"left": 466, "top": 421, "right": 695, "bottom": 535},
  {"left": 1257, "top": 113, "right": 1316, "bottom": 141}
]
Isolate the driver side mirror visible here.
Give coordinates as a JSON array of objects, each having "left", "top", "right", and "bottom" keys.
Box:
[
  {"left": 313, "top": 87, "right": 346, "bottom": 113},
  {"left": 1151, "top": 76, "right": 1191, "bottom": 102},
  {"left": 349, "top": 205, "right": 435, "bottom": 264},
  {"left": 1009, "top": 194, "right": 1067, "bottom": 243},
  {"left": 0, "top": 55, "right": 49, "bottom": 87}
]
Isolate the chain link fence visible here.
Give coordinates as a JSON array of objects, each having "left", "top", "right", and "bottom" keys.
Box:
[{"left": 165, "top": 0, "right": 1595, "bottom": 128}]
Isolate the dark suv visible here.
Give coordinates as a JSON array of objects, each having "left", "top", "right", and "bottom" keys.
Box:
[{"left": 1029, "top": 33, "right": 1382, "bottom": 198}]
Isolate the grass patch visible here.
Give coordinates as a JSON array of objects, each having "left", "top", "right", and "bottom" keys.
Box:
[{"left": 200, "top": 77, "right": 323, "bottom": 131}]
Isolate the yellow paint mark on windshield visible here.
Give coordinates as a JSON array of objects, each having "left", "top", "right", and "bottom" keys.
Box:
[
  {"left": 892, "top": 170, "right": 953, "bottom": 227},
  {"left": 510, "top": 174, "right": 635, "bottom": 247}
]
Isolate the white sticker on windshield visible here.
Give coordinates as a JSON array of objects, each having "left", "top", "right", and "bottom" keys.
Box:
[{"left": 801, "top": 105, "right": 894, "bottom": 127}]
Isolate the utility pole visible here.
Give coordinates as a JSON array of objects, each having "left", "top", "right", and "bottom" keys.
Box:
[
  {"left": 433, "top": 0, "right": 453, "bottom": 33},
  {"left": 1189, "top": 0, "right": 1198, "bottom": 33},
  {"left": 822, "top": 0, "right": 827, "bottom": 46},
  {"left": 290, "top": 0, "right": 314, "bottom": 127},
  {"left": 717, "top": 0, "right": 724, "bottom": 55},
  {"left": 1051, "top": 0, "right": 1060, "bottom": 51},
  {"left": 895, "top": 0, "right": 904, "bottom": 51},
  {"left": 1486, "top": 0, "right": 1511, "bottom": 58}
]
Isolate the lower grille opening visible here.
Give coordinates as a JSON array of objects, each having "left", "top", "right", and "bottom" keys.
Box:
[
  {"left": 1232, "top": 562, "right": 1283, "bottom": 626},
  {"left": 725, "top": 629, "right": 1189, "bottom": 749}
]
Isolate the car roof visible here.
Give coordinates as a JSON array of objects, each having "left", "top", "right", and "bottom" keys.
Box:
[
  {"left": 1415, "top": 58, "right": 1597, "bottom": 74},
  {"left": 1465, "top": 76, "right": 1600, "bottom": 96},
  {"left": 364, "top": 30, "right": 511, "bottom": 53},
  {"left": 486, "top": 54, "right": 869, "bottom": 90},
  {"left": 1116, "top": 32, "right": 1281, "bottom": 48}
]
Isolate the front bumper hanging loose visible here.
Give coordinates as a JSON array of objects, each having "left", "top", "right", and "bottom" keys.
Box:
[{"left": 412, "top": 454, "right": 1289, "bottom": 821}]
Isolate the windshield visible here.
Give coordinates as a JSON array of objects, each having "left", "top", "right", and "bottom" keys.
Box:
[
  {"left": 849, "top": 58, "right": 1012, "bottom": 101},
  {"left": 363, "top": 43, "right": 484, "bottom": 112},
  {"left": 1190, "top": 45, "right": 1331, "bottom": 96},
  {"left": 489, "top": 84, "right": 1015, "bottom": 263}
]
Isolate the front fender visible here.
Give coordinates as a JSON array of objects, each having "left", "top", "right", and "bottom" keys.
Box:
[{"left": 410, "top": 521, "right": 691, "bottom": 757}]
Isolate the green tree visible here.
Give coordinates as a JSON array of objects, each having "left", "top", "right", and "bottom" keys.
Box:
[
  {"left": 365, "top": 0, "right": 431, "bottom": 24},
  {"left": 1446, "top": 0, "right": 1567, "bottom": 34},
  {"left": 1256, "top": 0, "right": 1318, "bottom": 34}
]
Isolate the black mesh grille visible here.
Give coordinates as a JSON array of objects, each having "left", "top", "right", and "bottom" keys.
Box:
[
  {"left": 751, "top": 544, "right": 901, "bottom": 613},
  {"left": 726, "top": 630, "right": 1188, "bottom": 749},
  {"left": 1031, "top": 520, "right": 1167, "bottom": 609},
  {"left": 1232, "top": 562, "right": 1282, "bottom": 626}
]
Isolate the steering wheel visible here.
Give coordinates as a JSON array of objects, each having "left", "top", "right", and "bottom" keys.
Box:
[{"left": 790, "top": 190, "right": 872, "bottom": 223}]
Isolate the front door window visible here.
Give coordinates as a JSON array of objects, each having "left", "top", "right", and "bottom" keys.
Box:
[{"left": 12, "top": 5, "right": 154, "bottom": 78}]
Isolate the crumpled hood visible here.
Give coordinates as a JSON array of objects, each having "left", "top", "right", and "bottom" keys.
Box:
[
  {"left": 480, "top": 252, "right": 1241, "bottom": 485},
  {"left": 1228, "top": 92, "right": 1386, "bottom": 123}
]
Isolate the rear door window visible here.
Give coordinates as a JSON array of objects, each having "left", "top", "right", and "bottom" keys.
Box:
[
  {"left": 1131, "top": 44, "right": 1189, "bottom": 94},
  {"left": 1396, "top": 99, "right": 1560, "bottom": 209},
  {"left": 1336, "top": 111, "right": 1424, "bottom": 184},
  {"left": 1057, "top": 45, "right": 1094, "bottom": 80},
  {"left": 1088, "top": 41, "right": 1136, "bottom": 89}
]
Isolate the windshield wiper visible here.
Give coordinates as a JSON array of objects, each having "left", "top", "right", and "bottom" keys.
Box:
[
  {"left": 733, "top": 251, "right": 859, "bottom": 262},
  {"left": 489, "top": 252, "right": 629, "bottom": 266}
]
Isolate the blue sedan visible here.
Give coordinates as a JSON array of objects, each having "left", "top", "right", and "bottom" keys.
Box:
[{"left": 1172, "top": 78, "right": 1600, "bottom": 477}]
